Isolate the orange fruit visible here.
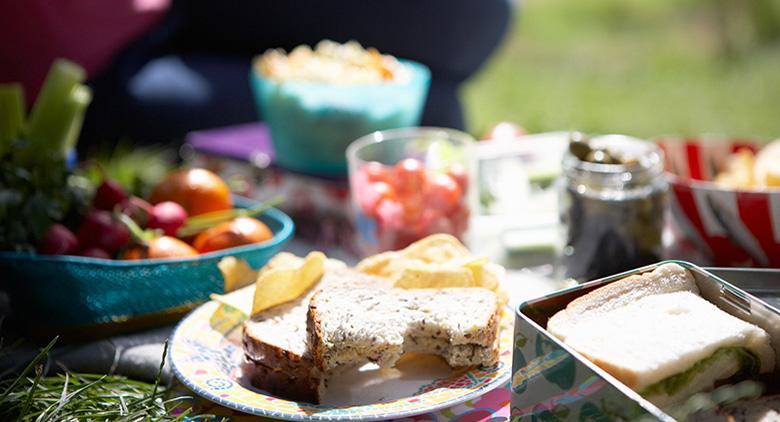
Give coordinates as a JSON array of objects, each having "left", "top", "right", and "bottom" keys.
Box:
[
  {"left": 122, "top": 236, "right": 198, "bottom": 260},
  {"left": 149, "top": 168, "right": 232, "bottom": 216},
  {"left": 192, "top": 217, "right": 273, "bottom": 253}
]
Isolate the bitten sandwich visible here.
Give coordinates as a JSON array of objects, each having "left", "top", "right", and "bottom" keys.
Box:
[{"left": 241, "top": 244, "right": 503, "bottom": 404}]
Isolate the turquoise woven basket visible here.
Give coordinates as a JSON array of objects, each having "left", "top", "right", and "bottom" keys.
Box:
[{"left": 0, "top": 202, "right": 293, "bottom": 333}]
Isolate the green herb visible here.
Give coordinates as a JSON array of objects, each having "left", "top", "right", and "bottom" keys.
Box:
[
  {"left": 0, "top": 160, "right": 92, "bottom": 251},
  {"left": 0, "top": 337, "right": 219, "bottom": 421},
  {"left": 78, "top": 143, "right": 174, "bottom": 199},
  {"left": 177, "top": 195, "right": 284, "bottom": 237}
]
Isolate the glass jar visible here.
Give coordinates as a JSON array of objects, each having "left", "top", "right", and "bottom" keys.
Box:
[{"left": 560, "top": 134, "right": 667, "bottom": 281}]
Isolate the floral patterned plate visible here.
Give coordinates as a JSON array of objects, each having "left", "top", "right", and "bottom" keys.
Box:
[{"left": 169, "top": 299, "right": 512, "bottom": 421}]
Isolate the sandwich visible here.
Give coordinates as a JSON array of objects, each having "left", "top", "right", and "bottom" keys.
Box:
[
  {"left": 307, "top": 285, "right": 500, "bottom": 373},
  {"left": 242, "top": 268, "right": 393, "bottom": 403},
  {"left": 547, "top": 263, "right": 776, "bottom": 409},
  {"left": 242, "top": 256, "right": 502, "bottom": 404}
]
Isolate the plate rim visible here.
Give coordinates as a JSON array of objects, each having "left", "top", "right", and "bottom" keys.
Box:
[{"left": 169, "top": 299, "right": 511, "bottom": 421}]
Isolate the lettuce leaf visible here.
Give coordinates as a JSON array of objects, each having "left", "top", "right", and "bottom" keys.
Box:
[{"left": 640, "top": 347, "right": 761, "bottom": 398}]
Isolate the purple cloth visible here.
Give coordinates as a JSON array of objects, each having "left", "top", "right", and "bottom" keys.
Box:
[{"left": 185, "top": 122, "right": 274, "bottom": 163}]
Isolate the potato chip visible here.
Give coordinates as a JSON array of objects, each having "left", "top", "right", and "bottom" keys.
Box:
[
  {"left": 715, "top": 148, "right": 755, "bottom": 189},
  {"left": 211, "top": 285, "right": 253, "bottom": 317},
  {"left": 357, "top": 234, "right": 471, "bottom": 280},
  {"left": 218, "top": 257, "right": 258, "bottom": 292},
  {"left": 356, "top": 234, "right": 508, "bottom": 305},
  {"left": 251, "top": 251, "right": 327, "bottom": 315},
  {"left": 394, "top": 265, "right": 475, "bottom": 289},
  {"left": 755, "top": 140, "right": 780, "bottom": 188},
  {"left": 399, "top": 234, "right": 470, "bottom": 263},
  {"left": 258, "top": 252, "right": 304, "bottom": 277},
  {"left": 355, "top": 250, "right": 397, "bottom": 276}
]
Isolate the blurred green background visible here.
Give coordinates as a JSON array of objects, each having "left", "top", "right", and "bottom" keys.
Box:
[{"left": 463, "top": 0, "right": 780, "bottom": 139}]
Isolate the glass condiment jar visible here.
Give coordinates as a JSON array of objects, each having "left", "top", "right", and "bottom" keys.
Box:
[{"left": 560, "top": 134, "right": 667, "bottom": 281}]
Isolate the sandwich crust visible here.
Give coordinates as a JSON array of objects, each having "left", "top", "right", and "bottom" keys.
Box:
[{"left": 548, "top": 263, "right": 698, "bottom": 342}]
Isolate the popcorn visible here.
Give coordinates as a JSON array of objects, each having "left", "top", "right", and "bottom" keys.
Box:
[{"left": 255, "top": 40, "right": 410, "bottom": 84}]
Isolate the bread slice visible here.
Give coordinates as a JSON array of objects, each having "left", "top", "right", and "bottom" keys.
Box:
[
  {"left": 548, "top": 262, "right": 699, "bottom": 342},
  {"left": 308, "top": 286, "right": 500, "bottom": 372},
  {"left": 547, "top": 263, "right": 775, "bottom": 409},
  {"left": 242, "top": 269, "right": 392, "bottom": 403}
]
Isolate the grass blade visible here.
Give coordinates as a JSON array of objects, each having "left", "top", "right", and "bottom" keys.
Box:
[{"left": 0, "top": 336, "right": 58, "bottom": 404}]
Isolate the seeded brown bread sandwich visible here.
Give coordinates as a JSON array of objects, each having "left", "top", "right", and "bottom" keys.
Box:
[
  {"left": 242, "top": 267, "right": 392, "bottom": 403},
  {"left": 307, "top": 285, "right": 501, "bottom": 374}
]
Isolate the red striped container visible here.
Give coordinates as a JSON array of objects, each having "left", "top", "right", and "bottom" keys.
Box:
[{"left": 659, "top": 138, "right": 780, "bottom": 267}]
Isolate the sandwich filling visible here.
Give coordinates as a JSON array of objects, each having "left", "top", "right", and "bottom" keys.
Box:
[{"left": 641, "top": 347, "right": 761, "bottom": 406}]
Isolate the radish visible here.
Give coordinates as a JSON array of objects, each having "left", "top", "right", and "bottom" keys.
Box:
[
  {"left": 119, "top": 196, "right": 154, "bottom": 226},
  {"left": 77, "top": 209, "right": 130, "bottom": 254},
  {"left": 79, "top": 247, "right": 111, "bottom": 259},
  {"left": 93, "top": 179, "right": 127, "bottom": 211},
  {"left": 38, "top": 224, "right": 79, "bottom": 255},
  {"left": 147, "top": 201, "right": 188, "bottom": 237}
]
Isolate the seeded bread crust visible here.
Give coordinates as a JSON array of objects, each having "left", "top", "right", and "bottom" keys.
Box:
[
  {"left": 242, "top": 269, "right": 392, "bottom": 403},
  {"left": 308, "top": 287, "right": 501, "bottom": 373},
  {"left": 242, "top": 355, "right": 323, "bottom": 403}
]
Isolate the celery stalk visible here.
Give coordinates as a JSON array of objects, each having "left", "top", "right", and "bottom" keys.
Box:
[
  {"left": 24, "top": 59, "right": 86, "bottom": 159},
  {"left": 0, "top": 83, "right": 25, "bottom": 154},
  {"left": 62, "top": 85, "right": 92, "bottom": 153}
]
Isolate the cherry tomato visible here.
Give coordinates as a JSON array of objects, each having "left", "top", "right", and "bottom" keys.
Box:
[
  {"left": 358, "top": 181, "right": 397, "bottom": 216},
  {"left": 421, "top": 208, "right": 455, "bottom": 236},
  {"left": 375, "top": 198, "right": 405, "bottom": 230},
  {"left": 426, "top": 174, "right": 462, "bottom": 214},
  {"left": 362, "top": 161, "right": 392, "bottom": 184},
  {"left": 447, "top": 162, "right": 469, "bottom": 194},
  {"left": 449, "top": 203, "right": 470, "bottom": 237},
  {"left": 482, "top": 121, "right": 527, "bottom": 141},
  {"left": 394, "top": 158, "right": 427, "bottom": 196}
]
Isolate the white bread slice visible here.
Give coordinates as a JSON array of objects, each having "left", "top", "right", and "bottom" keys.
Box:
[
  {"left": 308, "top": 286, "right": 500, "bottom": 372},
  {"left": 559, "top": 291, "right": 774, "bottom": 391},
  {"left": 548, "top": 263, "right": 699, "bottom": 343}
]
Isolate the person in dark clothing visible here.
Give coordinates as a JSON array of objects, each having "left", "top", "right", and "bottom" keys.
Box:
[{"left": 79, "top": 0, "right": 513, "bottom": 150}]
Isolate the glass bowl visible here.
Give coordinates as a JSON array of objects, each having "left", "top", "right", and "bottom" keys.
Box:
[{"left": 346, "top": 127, "right": 475, "bottom": 255}]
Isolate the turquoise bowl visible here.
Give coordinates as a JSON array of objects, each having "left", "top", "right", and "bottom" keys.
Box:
[
  {"left": 0, "top": 201, "right": 293, "bottom": 333},
  {"left": 249, "top": 59, "right": 431, "bottom": 177}
]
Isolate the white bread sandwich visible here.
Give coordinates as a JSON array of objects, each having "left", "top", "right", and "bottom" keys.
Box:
[
  {"left": 242, "top": 268, "right": 393, "bottom": 403},
  {"left": 547, "top": 263, "right": 776, "bottom": 409},
  {"left": 307, "top": 285, "right": 501, "bottom": 373}
]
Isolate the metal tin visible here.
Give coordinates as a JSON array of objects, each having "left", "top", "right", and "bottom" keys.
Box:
[{"left": 510, "top": 260, "right": 780, "bottom": 421}]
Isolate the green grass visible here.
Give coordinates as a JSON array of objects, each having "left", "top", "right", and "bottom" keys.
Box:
[{"left": 463, "top": 0, "right": 780, "bottom": 140}]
